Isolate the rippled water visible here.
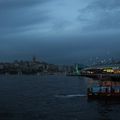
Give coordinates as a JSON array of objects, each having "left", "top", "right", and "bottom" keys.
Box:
[{"left": 0, "top": 75, "right": 120, "bottom": 120}]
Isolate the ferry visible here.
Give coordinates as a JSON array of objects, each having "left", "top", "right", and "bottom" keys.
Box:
[{"left": 87, "top": 81, "right": 120, "bottom": 100}]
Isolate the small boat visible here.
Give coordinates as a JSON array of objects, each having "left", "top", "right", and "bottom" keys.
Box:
[{"left": 87, "top": 81, "right": 120, "bottom": 100}]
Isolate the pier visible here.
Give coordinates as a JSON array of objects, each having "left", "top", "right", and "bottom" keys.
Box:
[{"left": 80, "top": 65, "right": 120, "bottom": 80}]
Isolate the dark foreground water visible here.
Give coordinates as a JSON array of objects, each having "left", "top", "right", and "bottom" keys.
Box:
[{"left": 0, "top": 75, "right": 120, "bottom": 120}]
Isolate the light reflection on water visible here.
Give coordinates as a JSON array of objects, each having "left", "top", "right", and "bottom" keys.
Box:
[{"left": 0, "top": 75, "right": 119, "bottom": 120}]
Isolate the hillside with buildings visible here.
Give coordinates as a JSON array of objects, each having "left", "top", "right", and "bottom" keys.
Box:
[{"left": 0, "top": 57, "right": 74, "bottom": 75}]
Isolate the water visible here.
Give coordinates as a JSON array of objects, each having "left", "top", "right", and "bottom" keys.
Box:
[{"left": 0, "top": 75, "right": 120, "bottom": 120}]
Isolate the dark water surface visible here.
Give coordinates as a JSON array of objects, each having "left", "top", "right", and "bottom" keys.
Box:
[{"left": 0, "top": 75, "right": 120, "bottom": 120}]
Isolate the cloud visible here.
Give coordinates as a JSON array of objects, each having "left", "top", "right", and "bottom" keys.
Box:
[
  {"left": 0, "top": 0, "right": 120, "bottom": 63},
  {"left": 0, "top": 0, "right": 51, "bottom": 10},
  {"left": 86, "top": 0, "right": 120, "bottom": 11},
  {"left": 0, "top": 0, "right": 52, "bottom": 36},
  {"left": 78, "top": 0, "right": 120, "bottom": 32}
]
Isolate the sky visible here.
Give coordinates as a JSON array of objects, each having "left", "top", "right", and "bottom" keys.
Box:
[{"left": 0, "top": 0, "right": 120, "bottom": 64}]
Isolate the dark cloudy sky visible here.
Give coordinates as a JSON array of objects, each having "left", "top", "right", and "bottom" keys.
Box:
[{"left": 0, "top": 0, "right": 120, "bottom": 64}]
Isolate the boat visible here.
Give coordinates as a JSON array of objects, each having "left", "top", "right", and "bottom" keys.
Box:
[{"left": 87, "top": 81, "right": 120, "bottom": 100}]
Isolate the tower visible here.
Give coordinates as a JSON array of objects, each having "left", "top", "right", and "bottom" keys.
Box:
[{"left": 32, "top": 56, "right": 37, "bottom": 63}]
